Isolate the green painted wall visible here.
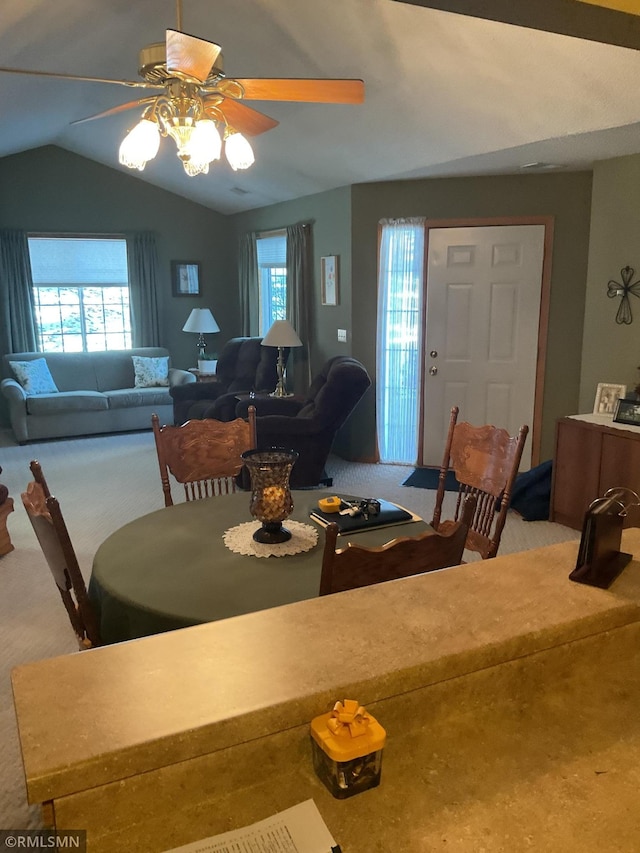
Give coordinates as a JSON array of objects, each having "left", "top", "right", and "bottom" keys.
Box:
[
  {"left": 349, "top": 173, "right": 594, "bottom": 462},
  {"left": 580, "top": 154, "right": 640, "bottom": 411},
  {"left": 0, "top": 146, "right": 235, "bottom": 373},
  {"left": 0, "top": 146, "right": 595, "bottom": 465}
]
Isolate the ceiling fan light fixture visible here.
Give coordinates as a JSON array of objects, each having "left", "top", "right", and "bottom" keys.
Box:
[
  {"left": 183, "top": 158, "right": 210, "bottom": 177},
  {"left": 118, "top": 118, "right": 160, "bottom": 171},
  {"left": 224, "top": 129, "right": 254, "bottom": 171},
  {"left": 187, "top": 119, "right": 222, "bottom": 164}
]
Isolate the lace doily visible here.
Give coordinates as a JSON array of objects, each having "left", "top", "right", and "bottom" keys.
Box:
[{"left": 223, "top": 520, "right": 319, "bottom": 558}]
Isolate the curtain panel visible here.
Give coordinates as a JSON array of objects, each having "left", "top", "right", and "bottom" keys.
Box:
[
  {"left": 238, "top": 232, "right": 258, "bottom": 337},
  {"left": 286, "top": 222, "right": 312, "bottom": 390},
  {"left": 0, "top": 229, "right": 37, "bottom": 357},
  {"left": 126, "top": 232, "right": 161, "bottom": 348}
]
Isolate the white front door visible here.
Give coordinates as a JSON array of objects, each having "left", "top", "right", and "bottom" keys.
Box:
[{"left": 420, "top": 224, "right": 545, "bottom": 468}]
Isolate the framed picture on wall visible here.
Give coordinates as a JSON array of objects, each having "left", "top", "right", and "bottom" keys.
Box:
[
  {"left": 171, "top": 261, "right": 201, "bottom": 296},
  {"left": 321, "top": 255, "right": 339, "bottom": 306}
]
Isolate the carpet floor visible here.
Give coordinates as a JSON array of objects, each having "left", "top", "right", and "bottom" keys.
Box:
[{"left": 0, "top": 428, "right": 578, "bottom": 831}]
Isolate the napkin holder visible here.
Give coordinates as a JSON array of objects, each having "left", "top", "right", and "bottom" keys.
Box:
[{"left": 569, "top": 487, "right": 639, "bottom": 589}]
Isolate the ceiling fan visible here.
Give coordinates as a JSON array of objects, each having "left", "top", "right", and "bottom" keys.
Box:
[{"left": 0, "top": 0, "right": 364, "bottom": 177}]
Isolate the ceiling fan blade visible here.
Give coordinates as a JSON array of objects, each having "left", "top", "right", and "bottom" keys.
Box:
[
  {"left": 234, "top": 78, "right": 365, "bottom": 104},
  {"left": 207, "top": 97, "right": 279, "bottom": 137},
  {"left": 71, "top": 98, "right": 156, "bottom": 126},
  {"left": 166, "top": 29, "right": 222, "bottom": 83},
  {"left": 0, "top": 65, "right": 160, "bottom": 89}
]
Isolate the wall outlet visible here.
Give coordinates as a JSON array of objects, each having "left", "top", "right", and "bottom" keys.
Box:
[{"left": 337, "top": 329, "right": 347, "bottom": 343}]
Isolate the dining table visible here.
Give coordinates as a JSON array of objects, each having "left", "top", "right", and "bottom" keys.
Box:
[{"left": 88, "top": 489, "right": 430, "bottom": 644}]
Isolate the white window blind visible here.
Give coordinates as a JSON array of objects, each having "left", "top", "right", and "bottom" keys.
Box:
[
  {"left": 29, "top": 237, "right": 128, "bottom": 285},
  {"left": 376, "top": 219, "right": 425, "bottom": 464}
]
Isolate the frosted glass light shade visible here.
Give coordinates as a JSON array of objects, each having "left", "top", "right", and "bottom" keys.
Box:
[
  {"left": 262, "top": 320, "right": 303, "bottom": 348},
  {"left": 119, "top": 120, "right": 160, "bottom": 171},
  {"left": 188, "top": 120, "right": 222, "bottom": 164},
  {"left": 183, "top": 159, "right": 210, "bottom": 177},
  {"left": 225, "top": 131, "right": 255, "bottom": 171},
  {"left": 182, "top": 308, "right": 220, "bottom": 334}
]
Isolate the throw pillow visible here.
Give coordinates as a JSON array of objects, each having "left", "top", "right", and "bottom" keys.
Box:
[
  {"left": 132, "top": 355, "right": 170, "bottom": 388},
  {"left": 9, "top": 358, "right": 59, "bottom": 395}
]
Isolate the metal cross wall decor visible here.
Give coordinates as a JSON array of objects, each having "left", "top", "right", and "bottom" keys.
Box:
[{"left": 607, "top": 265, "right": 640, "bottom": 325}]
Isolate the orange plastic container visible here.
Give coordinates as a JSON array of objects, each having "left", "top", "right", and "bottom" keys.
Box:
[{"left": 310, "top": 699, "right": 386, "bottom": 799}]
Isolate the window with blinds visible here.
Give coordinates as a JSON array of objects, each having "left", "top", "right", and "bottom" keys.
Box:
[
  {"left": 28, "top": 236, "right": 131, "bottom": 352},
  {"left": 256, "top": 232, "right": 287, "bottom": 335}
]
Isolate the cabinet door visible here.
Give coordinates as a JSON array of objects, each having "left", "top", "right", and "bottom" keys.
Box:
[
  {"left": 550, "top": 419, "right": 602, "bottom": 530},
  {"left": 600, "top": 433, "right": 640, "bottom": 495}
]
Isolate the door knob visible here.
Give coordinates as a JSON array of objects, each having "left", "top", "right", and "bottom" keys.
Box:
[{"left": 429, "top": 366, "right": 438, "bottom": 375}]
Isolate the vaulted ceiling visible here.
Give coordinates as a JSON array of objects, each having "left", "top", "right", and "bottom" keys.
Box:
[{"left": 3, "top": 0, "right": 640, "bottom": 214}]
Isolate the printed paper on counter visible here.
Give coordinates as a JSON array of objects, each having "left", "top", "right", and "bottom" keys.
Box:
[{"left": 161, "top": 799, "right": 338, "bottom": 853}]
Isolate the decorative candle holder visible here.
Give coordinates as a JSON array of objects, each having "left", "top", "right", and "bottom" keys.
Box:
[{"left": 241, "top": 448, "right": 299, "bottom": 544}]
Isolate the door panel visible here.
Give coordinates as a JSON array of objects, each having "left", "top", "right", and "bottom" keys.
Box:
[{"left": 421, "top": 224, "right": 545, "bottom": 468}]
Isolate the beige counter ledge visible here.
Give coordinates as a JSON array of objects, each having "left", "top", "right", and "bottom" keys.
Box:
[{"left": 11, "top": 530, "right": 640, "bottom": 852}]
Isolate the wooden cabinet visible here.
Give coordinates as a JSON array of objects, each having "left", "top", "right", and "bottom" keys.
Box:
[{"left": 550, "top": 415, "right": 640, "bottom": 530}]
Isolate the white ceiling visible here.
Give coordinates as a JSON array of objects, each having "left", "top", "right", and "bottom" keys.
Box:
[{"left": 3, "top": 0, "right": 640, "bottom": 214}]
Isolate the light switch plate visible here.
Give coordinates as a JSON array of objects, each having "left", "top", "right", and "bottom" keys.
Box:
[{"left": 337, "top": 329, "right": 347, "bottom": 343}]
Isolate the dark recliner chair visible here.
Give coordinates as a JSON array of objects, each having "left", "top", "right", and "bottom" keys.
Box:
[
  {"left": 236, "top": 355, "right": 371, "bottom": 488},
  {"left": 170, "top": 337, "right": 282, "bottom": 424}
]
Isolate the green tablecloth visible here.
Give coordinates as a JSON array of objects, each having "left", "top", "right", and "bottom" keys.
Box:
[{"left": 88, "top": 490, "right": 429, "bottom": 643}]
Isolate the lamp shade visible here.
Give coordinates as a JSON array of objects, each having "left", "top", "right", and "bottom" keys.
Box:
[
  {"left": 261, "top": 320, "right": 302, "bottom": 348},
  {"left": 182, "top": 308, "right": 220, "bottom": 334}
]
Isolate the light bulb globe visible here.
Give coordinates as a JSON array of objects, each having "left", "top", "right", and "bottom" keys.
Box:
[
  {"left": 225, "top": 132, "right": 255, "bottom": 171},
  {"left": 119, "top": 119, "right": 160, "bottom": 171}
]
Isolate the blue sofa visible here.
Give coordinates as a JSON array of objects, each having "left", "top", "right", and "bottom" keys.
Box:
[{"left": 1, "top": 347, "right": 194, "bottom": 443}]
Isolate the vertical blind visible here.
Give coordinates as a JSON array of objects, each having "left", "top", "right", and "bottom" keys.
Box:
[{"left": 376, "top": 219, "right": 425, "bottom": 464}]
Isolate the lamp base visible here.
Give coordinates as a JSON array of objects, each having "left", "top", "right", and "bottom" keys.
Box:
[
  {"left": 253, "top": 521, "right": 292, "bottom": 544},
  {"left": 270, "top": 389, "right": 295, "bottom": 398}
]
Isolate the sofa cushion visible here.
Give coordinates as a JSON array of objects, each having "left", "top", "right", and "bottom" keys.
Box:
[
  {"left": 132, "top": 355, "right": 169, "bottom": 388},
  {"left": 9, "top": 359, "right": 58, "bottom": 395},
  {"left": 105, "top": 388, "right": 172, "bottom": 409},
  {"left": 37, "top": 353, "right": 99, "bottom": 392},
  {"left": 26, "top": 391, "right": 109, "bottom": 416}
]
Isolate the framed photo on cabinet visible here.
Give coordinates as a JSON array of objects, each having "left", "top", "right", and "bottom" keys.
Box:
[
  {"left": 593, "top": 382, "right": 626, "bottom": 415},
  {"left": 613, "top": 397, "right": 640, "bottom": 426},
  {"left": 321, "top": 255, "right": 339, "bottom": 306}
]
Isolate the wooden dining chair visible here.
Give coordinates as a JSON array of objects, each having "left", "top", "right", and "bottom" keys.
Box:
[
  {"left": 319, "top": 495, "right": 476, "bottom": 596},
  {"left": 431, "top": 406, "right": 529, "bottom": 560},
  {"left": 151, "top": 405, "right": 257, "bottom": 507},
  {"left": 21, "top": 460, "right": 102, "bottom": 649}
]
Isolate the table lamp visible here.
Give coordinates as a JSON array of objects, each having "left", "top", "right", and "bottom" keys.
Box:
[
  {"left": 182, "top": 308, "right": 220, "bottom": 359},
  {"left": 261, "top": 320, "right": 303, "bottom": 397}
]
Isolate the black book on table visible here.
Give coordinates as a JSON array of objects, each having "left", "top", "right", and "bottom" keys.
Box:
[{"left": 309, "top": 496, "right": 418, "bottom": 534}]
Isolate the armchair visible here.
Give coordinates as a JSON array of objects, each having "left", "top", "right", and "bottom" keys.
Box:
[
  {"left": 170, "top": 336, "right": 282, "bottom": 424},
  {"left": 236, "top": 355, "right": 371, "bottom": 488}
]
